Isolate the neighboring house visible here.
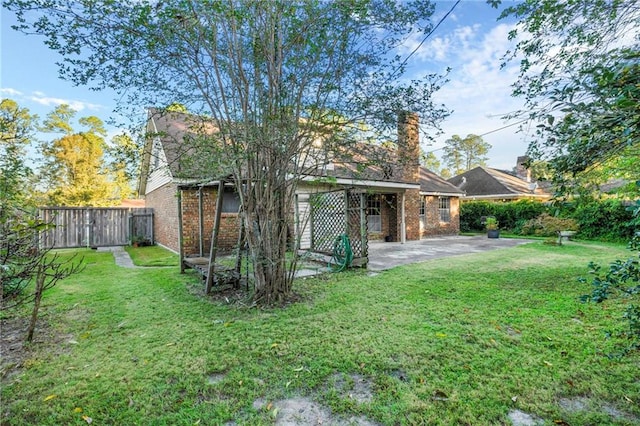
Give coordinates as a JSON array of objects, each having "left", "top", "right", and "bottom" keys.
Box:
[
  {"left": 448, "top": 162, "right": 551, "bottom": 202},
  {"left": 138, "top": 109, "right": 464, "bottom": 256}
]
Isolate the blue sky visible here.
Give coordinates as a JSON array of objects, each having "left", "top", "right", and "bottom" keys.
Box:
[{"left": 1, "top": 1, "right": 527, "bottom": 171}]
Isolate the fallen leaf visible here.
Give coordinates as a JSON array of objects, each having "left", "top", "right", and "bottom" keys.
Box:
[
  {"left": 44, "top": 394, "right": 57, "bottom": 402},
  {"left": 270, "top": 343, "right": 279, "bottom": 348},
  {"left": 436, "top": 333, "right": 447, "bottom": 338},
  {"left": 73, "top": 407, "right": 83, "bottom": 413},
  {"left": 266, "top": 402, "right": 273, "bottom": 411}
]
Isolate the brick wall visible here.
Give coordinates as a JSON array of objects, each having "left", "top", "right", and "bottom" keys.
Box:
[
  {"left": 403, "top": 189, "right": 422, "bottom": 240},
  {"left": 145, "top": 182, "right": 180, "bottom": 252},
  {"left": 421, "top": 195, "right": 460, "bottom": 237},
  {"left": 146, "top": 184, "right": 240, "bottom": 255},
  {"left": 180, "top": 187, "right": 240, "bottom": 256}
]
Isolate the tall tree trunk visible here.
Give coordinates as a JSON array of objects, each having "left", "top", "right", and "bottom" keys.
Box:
[{"left": 26, "top": 265, "right": 46, "bottom": 342}]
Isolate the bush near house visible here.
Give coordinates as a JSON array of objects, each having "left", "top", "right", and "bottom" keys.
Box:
[
  {"left": 460, "top": 200, "right": 546, "bottom": 232},
  {"left": 460, "top": 199, "right": 637, "bottom": 242}
]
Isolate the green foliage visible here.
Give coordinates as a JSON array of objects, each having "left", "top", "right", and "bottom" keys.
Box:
[
  {"left": 498, "top": 0, "right": 640, "bottom": 195},
  {"left": 566, "top": 198, "right": 636, "bottom": 242},
  {"left": 579, "top": 232, "right": 640, "bottom": 356},
  {"left": 520, "top": 213, "right": 579, "bottom": 237},
  {"left": 460, "top": 200, "right": 546, "bottom": 232},
  {"left": 441, "top": 134, "right": 490, "bottom": 175},
  {"left": 484, "top": 216, "right": 498, "bottom": 230},
  {"left": 5, "top": 0, "right": 450, "bottom": 304},
  {"left": 461, "top": 198, "right": 636, "bottom": 241},
  {"left": 38, "top": 105, "right": 127, "bottom": 206},
  {"left": 0, "top": 98, "right": 37, "bottom": 208}
]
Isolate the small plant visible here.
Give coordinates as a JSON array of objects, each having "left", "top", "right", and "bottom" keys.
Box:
[
  {"left": 131, "top": 235, "right": 150, "bottom": 247},
  {"left": 485, "top": 217, "right": 498, "bottom": 230},
  {"left": 521, "top": 213, "right": 578, "bottom": 237}
]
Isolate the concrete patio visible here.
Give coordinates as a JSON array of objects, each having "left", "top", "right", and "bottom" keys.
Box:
[{"left": 367, "top": 235, "right": 534, "bottom": 271}]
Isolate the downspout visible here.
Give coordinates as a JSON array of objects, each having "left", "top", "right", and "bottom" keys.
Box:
[
  {"left": 198, "top": 186, "right": 204, "bottom": 257},
  {"left": 401, "top": 192, "right": 406, "bottom": 244}
]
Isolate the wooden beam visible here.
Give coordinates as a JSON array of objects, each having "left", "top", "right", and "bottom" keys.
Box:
[
  {"left": 205, "top": 180, "right": 225, "bottom": 293},
  {"left": 178, "top": 188, "right": 185, "bottom": 273}
]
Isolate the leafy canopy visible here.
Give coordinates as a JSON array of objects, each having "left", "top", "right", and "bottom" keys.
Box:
[{"left": 497, "top": 0, "right": 640, "bottom": 195}]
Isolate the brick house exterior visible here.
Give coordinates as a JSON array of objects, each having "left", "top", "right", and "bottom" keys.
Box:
[{"left": 138, "top": 109, "right": 463, "bottom": 255}]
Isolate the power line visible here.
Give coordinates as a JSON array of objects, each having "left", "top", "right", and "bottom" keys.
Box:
[
  {"left": 388, "top": 0, "right": 461, "bottom": 82},
  {"left": 425, "top": 118, "right": 529, "bottom": 153}
]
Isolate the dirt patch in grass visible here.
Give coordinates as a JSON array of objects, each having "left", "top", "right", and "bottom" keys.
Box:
[
  {"left": 507, "top": 409, "right": 544, "bottom": 426},
  {"left": 558, "top": 396, "right": 640, "bottom": 423},
  {"left": 0, "top": 316, "right": 73, "bottom": 382},
  {"left": 328, "top": 373, "right": 374, "bottom": 404},
  {"left": 270, "top": 397, "right": 380, "bottom": 425}
]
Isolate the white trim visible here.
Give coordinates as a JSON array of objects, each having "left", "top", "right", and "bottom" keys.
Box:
[
  {"left": 420, "top": 191, "right": 464, "bottom": 197},
  {"left": 462, "top": 193, "right": 550, "bottom": 200},
  {"left": 299, "top": 174, "right": 419, "bottom": 190}
]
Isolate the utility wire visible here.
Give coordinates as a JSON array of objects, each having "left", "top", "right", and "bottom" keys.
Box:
[
  {"left": 387, "top": 0, "right": 461, "bottom": 82},
  {"left": 425, "top": 118, "right": 529, "bottom": 153}
]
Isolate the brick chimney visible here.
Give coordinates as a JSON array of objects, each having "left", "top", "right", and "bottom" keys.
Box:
[
  {"left": 397, "top": 111, "right": 421, "bottom": 241},
  {"left": 515, "top": 155, "right": 531, "bottom": 182},
  {"left": 397, "top": 111, "right": 420, "bottom": 183}
]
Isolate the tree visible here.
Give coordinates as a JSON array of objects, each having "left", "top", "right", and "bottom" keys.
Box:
[
  {"left": 38, "top": 105, "right": 122, "bottom": 206},
  {"left": 6, "top": 0, "right": 450, "bottom": 304},
  {"left": 0, "top": 98, "right": 37, "bottom": 209},
  {"left": 108, "top": 133, "right": 140, "bottom": 199},
  {"left": 496, "top": 0, "right": 640, "bottom": 355},
  {"left": 497, "top": 0, "right": 640, "bottom": 194},
  {"left": 0, "top": 99, "right": 83, "bottom": 342},
  {"left": 441, "top": 134, "right": 490, "bottom": 175}
]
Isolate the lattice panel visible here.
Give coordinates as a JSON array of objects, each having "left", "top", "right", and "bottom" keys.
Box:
[
  {"left": 310, "top": 191, "right": 346, "bottom": 254},
  {"left": 346, "top": 191, "right": 367, "bottom": 258},
  {"left": 309, "top": 190, "right": 367, "bottom": 259}
]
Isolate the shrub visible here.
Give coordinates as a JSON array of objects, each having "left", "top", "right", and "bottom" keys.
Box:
[
  {"left": 520, "top": 213, "right": 579, "bottom": 237},
  {"left": 460, "top": 200, "right": 547, "bottom": 232},
  {"left": 570, "top": 199, "right": 636, "bottom": 242}
]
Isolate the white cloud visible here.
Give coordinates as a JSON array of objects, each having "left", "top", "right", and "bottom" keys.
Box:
[
  {"left": 27, "top": 93, "right": 103, "bottom": 112},
  {"left": 409, "top": 20, "right": 533, "bottom": 170},
  {"left": 1, "top": 87, "right": 23, "bottom": 97}
]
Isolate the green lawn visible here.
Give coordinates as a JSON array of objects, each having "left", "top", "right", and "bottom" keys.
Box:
[
  {"left": 2, "top": 242, "right": 639, "bottom": 425},
  {"left": 124, "top": 245, "right": 179, "bottom": 267}
]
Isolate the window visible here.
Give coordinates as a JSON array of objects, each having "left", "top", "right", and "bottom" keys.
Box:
[
  {"left": 222, "top": 189, "right": 241, "bottom": 213},
  {"left": 367, "top": 194, "right": 382, "bottom": 232},
  {"left": 439, "top": 197, "right": 450, "bottom": 223},
  {"left": 419, "top": 197, "right": 426, "bottom": 230}
]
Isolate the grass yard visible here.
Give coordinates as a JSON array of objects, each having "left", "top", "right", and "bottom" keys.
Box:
[
  {"left": 125, "top": 245, "right": 179, "bottom": 267},
  {"left": 1, "top": 241, "right": 639, "bottom": 425}
]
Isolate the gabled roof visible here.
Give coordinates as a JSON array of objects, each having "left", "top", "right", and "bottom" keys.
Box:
[
  {"left": 447, "top": 166, "right": 550, "bottom": 199},
  {"left": 419, "top": 167, "right": 465, "bottom": 195},
  {"left": 140, "top": 108, "right": 461, "bottom": 196}
]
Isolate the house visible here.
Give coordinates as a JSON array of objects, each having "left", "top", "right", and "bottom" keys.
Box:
[
  {"left": 138, "top": 109, "right": 464, "bottom": 258},
  {"left": 447, "top": 162, "right": 551, "bottom": 202}
]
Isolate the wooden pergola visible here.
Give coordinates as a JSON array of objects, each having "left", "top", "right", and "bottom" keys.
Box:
[{"left": 178, "top": 180, "right": 245, "bottom": 293}]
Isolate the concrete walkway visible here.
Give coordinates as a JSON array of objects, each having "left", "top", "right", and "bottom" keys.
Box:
[
  {"left": 367, "top": 235, "right": 533, "bottom": 271},
  {"left": 97, "top": 246, "right": 138, "bottom": 268}
]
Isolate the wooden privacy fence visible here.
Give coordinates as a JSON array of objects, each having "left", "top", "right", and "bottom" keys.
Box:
[{"left": 39, "top": 207, "right": 154, "bottom": 249}]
